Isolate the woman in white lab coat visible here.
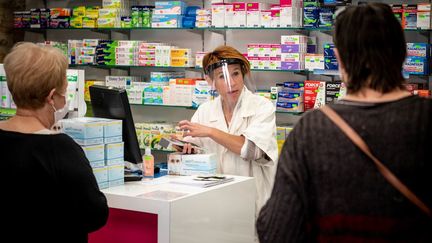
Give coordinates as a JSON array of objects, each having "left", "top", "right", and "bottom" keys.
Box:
[{"left": 178, "top": 46, "right": 278, "bottom": 214}]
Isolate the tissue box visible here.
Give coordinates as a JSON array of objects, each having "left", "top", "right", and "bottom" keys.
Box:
[
  {"left": 93, "top": 167, "right": 108, "bottom": 183},
  {"left": 108, "top": 179, "right": 124, "bottom": 187},
  {"left": 102, "top": 118, "right": 123, "bottom": 143},
  {"left": 98, "top": 181, "right": 109, "bottom": 189},
  {"left": 61, "top": 117, "right": 105, "bottom": 139},
  {"left": 181, "top": 153, "right": 217, "bottom": 175},
  {"left": 61, "top": 117, "right": 105, "bottom": 145},
  {"left": 90, "top": 160, "right": 105, "bottom": 168},
  {"left": 82, "top": 144, "right": 105, "bottom": 162},
  {"left": 108, "top": 164, "right": 124, "bottom": 181},
  {"left": 106, "top": 157, "right": 124, "bottom": 166},
  {"left": 105, "top": 142, "right": 124, "bottom": 160},
  {"left": 168, "top": 153, "right": 218, "bottom": 175}
]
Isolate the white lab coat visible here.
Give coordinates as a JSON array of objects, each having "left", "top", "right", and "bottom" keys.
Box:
[{"left": 186, "top": 87, "right": 278, "bottom": 214}]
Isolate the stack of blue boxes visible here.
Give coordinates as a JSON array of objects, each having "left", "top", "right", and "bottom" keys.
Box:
[
  {"left": 324, "top": 43, "right": 338, "bottom": 70},
  {"left": 404, "top": 43, "right": 429, "bottom": 75},
  {"left": 182, "top": 6, "right": 200, "bottom": 28},
  {"left": 61, "top": 117, "right": 125, "bottom": 189}
]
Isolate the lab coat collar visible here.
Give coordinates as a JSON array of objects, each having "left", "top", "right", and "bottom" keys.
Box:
[{"left": 208, "top": 86, "right": 256, "bottom": 122}]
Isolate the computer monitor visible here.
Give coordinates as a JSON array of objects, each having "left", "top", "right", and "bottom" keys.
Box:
[{"left": 89, "top": 85, "right": 142, "bottom": 164}]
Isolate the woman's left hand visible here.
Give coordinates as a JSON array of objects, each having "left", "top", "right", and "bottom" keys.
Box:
[{"left": 178, "top": 120, "right": 213, "bottom": 138}]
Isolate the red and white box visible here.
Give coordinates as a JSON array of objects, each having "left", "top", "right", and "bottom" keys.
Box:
[
  {"left": 304, "top": 80, "right": 326, "bottom": 111},
  {"left": 233, "top": 2, "right": 246, "bottom": 27}
]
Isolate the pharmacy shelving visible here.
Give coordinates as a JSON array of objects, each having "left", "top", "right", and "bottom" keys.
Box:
[
  {"left": 69, "top": 64, "right": 429, "bottom": 78},
  {"left": 16, "top": 0, "right": 432, "bottom": 126},
  {"left": 69, "top": 64, "right": 310, "bottom": 74},
  {"left": 15, "top": 26, "right": 432, "bottom": 32},
  {"left": 0, "top": 105, "right": 304, "bottom": 115}
]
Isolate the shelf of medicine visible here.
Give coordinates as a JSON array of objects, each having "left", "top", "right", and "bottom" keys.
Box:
[
  {"left": 1, "top": 103, "right": 304, "bottom": 115},
  {"left": 69, "top": 64, "right": 310, "bottom": 74},
  {"left": 131, "top": 104, "right": 303, "bottom": 115},
  {"left": 68, "top": 65, "right": 431, "bottom": 77},
  {"left": 15, "top": 27, "right": 432, "bottom": 32},
  {"left": 16, "top": 27, "right": 323, "bottom": 31},
  {"left": 69, "top": 64, "right": 196, "bottom": 71},
  {"left": 131, "top": 104, "right": 194, "bottom": 109}
]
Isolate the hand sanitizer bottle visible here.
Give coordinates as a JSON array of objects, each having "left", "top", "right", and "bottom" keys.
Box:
[{"left": 143, "top": 147, "right": 154, "bottom": 178}]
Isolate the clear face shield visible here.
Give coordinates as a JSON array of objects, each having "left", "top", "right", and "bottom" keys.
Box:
[{"left": 204, "top": 58, "right": 256, "bottom": 111}]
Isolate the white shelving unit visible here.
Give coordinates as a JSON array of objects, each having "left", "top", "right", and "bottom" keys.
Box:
[{"left": 19, "top": 0, "right": 432, "bottom": 128}]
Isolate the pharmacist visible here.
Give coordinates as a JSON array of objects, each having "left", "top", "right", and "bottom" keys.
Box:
[{"left": 178, "top": 46, "right": 278, "bottom": 214}]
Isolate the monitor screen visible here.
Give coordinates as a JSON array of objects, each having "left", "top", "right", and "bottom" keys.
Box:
[{"left": 89, "top": 85, "right": 142, "bottom": 164}]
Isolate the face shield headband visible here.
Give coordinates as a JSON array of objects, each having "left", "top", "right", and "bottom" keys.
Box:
[{"left": 204, "top": 58, "right": 245, "bottom": 77}]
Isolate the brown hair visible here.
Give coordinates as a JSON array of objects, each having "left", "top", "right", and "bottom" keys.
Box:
[
  {"left": 4, "top": 42, "right": 68, "bottom": 109},
  {"left": 202, "top": 45, "right": 250, "bottom": 77},
  {"left": 334, "top": 3, "right": 406, "bottom": 93}
]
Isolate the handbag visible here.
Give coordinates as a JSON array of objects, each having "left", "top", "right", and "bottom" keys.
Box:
[{"left": 320, "top": 105, "right": 432, "bottom": 217}]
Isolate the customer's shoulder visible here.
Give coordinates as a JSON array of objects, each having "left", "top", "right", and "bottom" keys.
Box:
[
  {"left": 50, "top": 133, "right": 80, "bottom": 147},
  {"left": 298, "top": 108, "right": 329, "bottom": 124}
]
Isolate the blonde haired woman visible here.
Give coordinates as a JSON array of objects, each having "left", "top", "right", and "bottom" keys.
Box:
[{"left": 0, "top": 43, "right": 108, "bottom": 242}]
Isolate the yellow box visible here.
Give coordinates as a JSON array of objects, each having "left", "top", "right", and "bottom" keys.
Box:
[
  {"left": 70, "top": 17, "right": 83, "bottom": 28},
  {"left": 99, "top": 8, "right": 118, "bottom": 18},
  {"left": 170, "top": 48, "right": 192, "bottom": 58},
  {"left": 170, "top": 57, "right": 192, "bottom": 67},
  {"left": 83, "top": 17, "right": 97, "bottom": 28},
  {"left": 85, "top": 6, "right": 100, "bottom": 19},
  {"left": 98, "top": 17, "right": 116, "bottom": 28},
  {"left": 72, "top": 6, "right": 86, "bottom": 17}
]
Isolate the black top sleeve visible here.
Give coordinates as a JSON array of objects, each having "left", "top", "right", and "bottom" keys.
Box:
[
  {"left": 53, "top": 134, "right": 109, "bottom": 233},
  {"left": 256, "top": 117, "right": 309, "bottom": 243}
]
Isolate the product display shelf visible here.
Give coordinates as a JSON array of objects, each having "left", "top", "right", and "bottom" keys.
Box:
[
  {"left": 131, "top": 104, "right": 195, "bottom": 109},
  {"left": 69, "top": 64, "right": 197, "bottom": 71},
  {"left": 276, "top": 111, "right": 304, "bottom": 115},
  {"left": 15, "top": 27, "right": 432, "bottom": 33},
  {"left": 131, "top": 103, "right": 303, "bottom": 115},
  {"left": 314, "top": 69, "right": 429, "bottom": 78},
  {"left": 70, "top": 64, "right": 430, "bottom": 77},
  {"left": 69, "top": 64, "right": 310, "bottom": 74}
]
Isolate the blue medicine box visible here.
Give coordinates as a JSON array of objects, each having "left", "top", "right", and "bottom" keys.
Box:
[
  {"left": 407, "top": 43, "right": 429, "bottom": 58},
  {"left": 108, "top": 164, "right": 124, "bottom": 181},
  {"left": 303, "top": 0, "right": 319, "bottom": 28},
  {"left": 105, "top": 142, "right": 124, "bottom": 160},
  {"left": 61, "top": 117, "right": 104, "bottom": 140},
  {"left": 324, "top": 57, "right": 338, "bottom": 70},
  {"left": 324, "top": 43, "right": 336, "bottom": 57},
  {"left": 283, "top": 81, "right": 305, "bottom": 90},
  {"left": 82, "top": 144, "right": 105, "bottom": 162}
]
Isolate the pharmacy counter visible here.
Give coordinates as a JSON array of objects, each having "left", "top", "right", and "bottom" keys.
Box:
[{"left": 89, "top": 175, "right": 255, "bottom": 243}]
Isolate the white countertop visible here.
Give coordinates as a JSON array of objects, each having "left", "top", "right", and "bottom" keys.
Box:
[{"left": 102, "top": 175, "right": 253, "bottom": 213}]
